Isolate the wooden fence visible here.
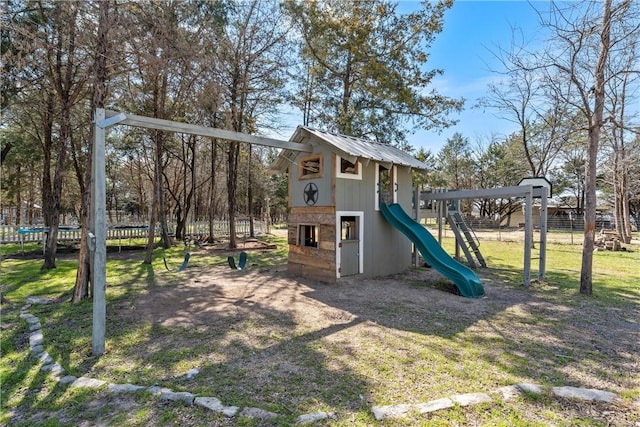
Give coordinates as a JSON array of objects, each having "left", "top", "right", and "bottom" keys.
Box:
[{"left": 0, "top": 220, "right": 265, "bottom": 245}]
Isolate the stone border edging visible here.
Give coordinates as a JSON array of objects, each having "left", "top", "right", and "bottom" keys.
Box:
[
  {"left": 20, "top": 296, "right": 623, "bottom": 423},
  {"left": 371, "top": 383, "right": 620, "bottom": 420},
  {"left": 20, "top": 296, "right": 331, "bottom": 425}
]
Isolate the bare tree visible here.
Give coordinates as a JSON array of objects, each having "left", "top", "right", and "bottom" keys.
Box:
[
  {"left": 495, "top": 0, "right": 639, "bottom": 294},
  {"left": 482, "top": 48, "right": 575, "bottom": 177},
  {"left": 533, "top": 0, "right": 627, "bottom": 295},
  {"left": 214, "top": 0, "right": 291, "bottom": 248},
  {"left": 602, "top": 13, "right": 640, "bottom": 244},
  {"left": 72, "top": 0, "right": 115, "bottom": 302}
]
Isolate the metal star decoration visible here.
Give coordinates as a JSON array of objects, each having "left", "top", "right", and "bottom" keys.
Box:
[{"left": 303, "top": 182, "right": 318, "bottom": 205}]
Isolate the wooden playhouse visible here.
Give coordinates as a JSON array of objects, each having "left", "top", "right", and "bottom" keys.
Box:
[{"left": 272, "top": 126, "right": 428, "bottom": 283}]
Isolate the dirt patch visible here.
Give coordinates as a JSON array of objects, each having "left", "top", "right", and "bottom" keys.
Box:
[
  {"left": 123, "top": 265, "right": 639, "bottom": 390},
  {"left": 127, "top": 267, "right": 486, "bottom": 330}
]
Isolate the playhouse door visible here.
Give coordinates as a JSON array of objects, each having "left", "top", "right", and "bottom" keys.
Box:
[{"left": 339, "top": 215, "right": 359, "bottom": 276}]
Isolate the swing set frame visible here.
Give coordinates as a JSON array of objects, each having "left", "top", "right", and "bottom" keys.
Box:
[{"left": 89, "top": 109, "right": 312, "bottom": 355}]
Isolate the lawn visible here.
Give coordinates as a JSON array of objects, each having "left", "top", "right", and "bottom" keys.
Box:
[{"left": 1, "top": 231, "right": 639, "bottom": 426}]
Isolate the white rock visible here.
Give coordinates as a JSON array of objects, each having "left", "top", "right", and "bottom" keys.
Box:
[
  {"left": 194, "top": 397, "right": 238, "bottom": 417},
  {"left": 194, "top": 396, "right": 224, "bottom": 411},
  {"left": 107, "top": 383, "right": 146, "bottom": 393},
  {"left": 147, "top": 385, "right": 174, "bottom": 395},
  {"left": 36, "top": 352, "right": 53, "bottom": 364},
  {"left": 552, "top": 386, "right": 617, "bottom": 403},
  {"left": 371, "top": 404, "right": 412, "bottom": 420},
  {"left": 240, "top": 407, "right": 279, "bottom": 420},
  {"left": 29, "top": 331, "right": 44, "bottom": 347},
  {"left": 160, "top": 391, "right": 196, "bottom": 406},
  {"left": 27, "top": 296, "right": 52, "bottom": 305},
  {"left": 296, "top": 411, "right": 331, "bottom": 424},
  {"left": 451, "top": 392, "right": 492, "bottom": 407},
  {"left": 185, "top": 368, "right": 200, "bottom": 379},
  {"left": 30, "top": 345, "right": 44, "bottom": 356},
  {"left": 496, "top": 385, "right": 520, "bottom": 401},
  {"left": 221, "top": 405, "right": 239, "bottom": 417},
  {"left": 415, "top": 398, "right": 455, "bottom": 413},
  {"left": 517, "top": 383, "right": 543, "bottom": 394},
  {"left": 70, "top": 377, "right": 107, "bottom": 389},
  {"left": 41, "top": 363, "right": 65, "bottom": 375},
  {"left": 58, "top": 375, "right": 78, "bottom": 384}
]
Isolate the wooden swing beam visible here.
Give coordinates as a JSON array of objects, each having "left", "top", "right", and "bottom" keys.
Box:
[{"left": 90, "top": 109, "right": 311, "bottom": 356}]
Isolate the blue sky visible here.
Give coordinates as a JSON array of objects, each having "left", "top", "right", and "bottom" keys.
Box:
[
  {"left": 404, "top": 0, "right": 546, "bottom": 154},
  {"left": 269, "top": 1, "right": 548, "bottom": 153}
]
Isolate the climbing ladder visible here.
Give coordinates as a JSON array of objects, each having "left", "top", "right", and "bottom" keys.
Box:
[{"left": 446, "top": 210, "right": 486, "bottom": 269}]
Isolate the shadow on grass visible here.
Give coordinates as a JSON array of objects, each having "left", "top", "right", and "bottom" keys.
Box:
[
  {"left": 300, "top": 264, "right": 639, "bottom": 398},
  {"left": 3, "top": 242, "right": 639, "bottom": 424},
  {"left": 0, "top": 257, "right": 162, "bottom": 425},
  {"left": 2, "top": 244, "right": 372, "bottom": 423}
]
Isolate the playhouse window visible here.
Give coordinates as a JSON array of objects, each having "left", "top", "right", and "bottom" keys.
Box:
[
  {"left": 299, "top": 224, "right": 318, "bottom": 248},
  {"left": 299, "top": 154, "right": 323, "bottom": 180},
  {"left": 336, "top": 156, "right": 362, "bottom": 180},
  {"left": 340, "top": 216, "right": 358, "bottom": 240},
  {"left": 341, "top": 158, "right": 357, "bottom": 173}
]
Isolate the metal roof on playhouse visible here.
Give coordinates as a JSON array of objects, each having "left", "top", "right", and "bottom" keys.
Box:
[{"left": 272, "top": 126, "right": 428, "bottom": 173}]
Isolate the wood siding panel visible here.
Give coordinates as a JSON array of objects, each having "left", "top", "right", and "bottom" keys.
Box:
[
  {"left": 289, "top": 247, "right": 336, "bottom": 265},
  {"left": 350, "top": 164, "right": 413, "bottom": 277},
  {"left": 288, "top": 261, "right": 336, "bottom": 283},
  {"left": 290, "top": 206, "right": 335, "bottom": 215},
  {"left": 289, "top": 145, "right": 334, "bottom": 208},
  {"left": 289, "top": 211, "right": 335, "bottom": 226},
  {"left": 287, "top": 142, "right": 416, "bottom": 280}
]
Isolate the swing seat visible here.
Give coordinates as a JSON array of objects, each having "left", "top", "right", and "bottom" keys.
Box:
[
  {"left": 176, "top": 253, "right": 191, "bottom": 272},
  {"left": 238, "top": 252, "right": 247, "bottom": 269},
  {"left": 227, "top": 252, "right": 248, "bottom": 270},
  {"left": 164, "top": 252, "right": 191, "bottom": 273},
  {"left": 227, "top": 255, "right": 237, "bottom": 270}
]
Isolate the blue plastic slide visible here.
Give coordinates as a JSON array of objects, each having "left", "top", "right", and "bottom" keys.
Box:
[{"left": 380, "top": 203, "right": 484, "bottom": 298}]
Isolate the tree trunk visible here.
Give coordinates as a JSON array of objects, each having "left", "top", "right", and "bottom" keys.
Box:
[
  {"left": 143, "top": 174, "right": 158, "bottom": 264},
  {"left": 208, "top": 138, "right": 218, "bottom": 243},
  {"left": 580, "top": 0, "right": 612, "bottom": 296},
  {"left": 248, "top": 144, "right": 255, "bottom": 238},
  {"left": 15, "top": 164, "right": 21, "bottom": 226},
  {"left": 73, "top": 0, "right": 111, "bottom": 302},
  {"left": 621, "top": 168, "right": 632, "bottom": 243},
  {"left": 227, "top": 141, "right": 240, "bottom": 249},
  {"left": 186, "top": 136, "right": 196, "bottom": 240},
  {"left": 144, "top": 129, "right": 170, "bottom": 263},
  {"left": 43, "top": 3, "right": 78, "bottom": 270}
]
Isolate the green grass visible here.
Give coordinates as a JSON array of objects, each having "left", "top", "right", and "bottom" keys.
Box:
[
  {"left": 2, "top": 231, "right": 639, "bottom": 426},
  {"left": 439, "top": 233, "right": 640, "bottom": 305}
]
